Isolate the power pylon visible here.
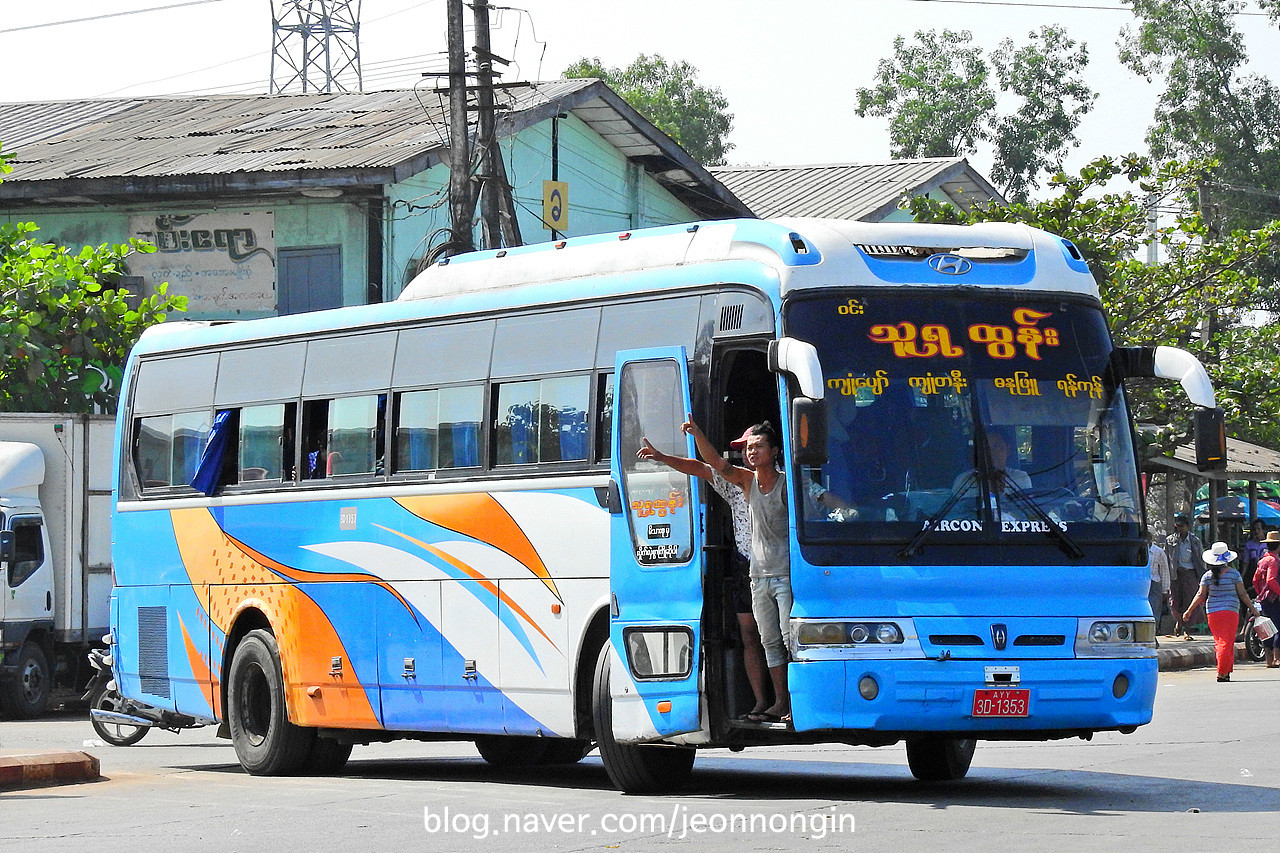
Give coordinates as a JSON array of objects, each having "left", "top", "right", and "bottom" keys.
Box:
[{"left": 270, "top": 1, "right": 363, "bottom": 94}]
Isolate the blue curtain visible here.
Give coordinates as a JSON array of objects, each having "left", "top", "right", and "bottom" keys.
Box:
[
  {"left": 559, "top": 409, "right": 588, "bottom": 461},
  {"left": 452, "top": 422, "right": 479, "bottom": 467},
  {"left": 191, "top": 410, "right": 233, "bottom": 495}
]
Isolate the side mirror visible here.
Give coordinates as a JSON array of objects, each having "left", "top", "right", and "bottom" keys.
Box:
[
  {"left": 1193, "top": 406, "right": 1227, "bottom": 471},
  {"left": 791, "top": 397, "right": 828, "bottom": 467},
  {"left": 768, "top": 338, "right": 825, "bottom": 400},
  {"left": 0, "top": 530, "right": 13, "bottom": 563}
]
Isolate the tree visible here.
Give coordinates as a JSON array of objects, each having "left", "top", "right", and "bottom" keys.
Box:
[
  {"left": 1119, "top": 0, "right": 1280, "bottom": 233},
  {"left": 906, "top": 154, "right": 1280, "bottom": 451},
  {"left": 0, "top": 144, "right": 186, "bottom": 413},
  {"left": 855, "top": 26, "right": 1095, "bottom": 203},
  {"left": 563, "top": 54, "right": 734, "bottom": 166}
]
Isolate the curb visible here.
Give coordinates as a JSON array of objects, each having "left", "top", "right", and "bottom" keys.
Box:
[
  {"left": 1156, "top": 639, "right": 1218, "bottom": 672},
  {"left": 0, "top": 751, "right": 100, "bottom": 791}
]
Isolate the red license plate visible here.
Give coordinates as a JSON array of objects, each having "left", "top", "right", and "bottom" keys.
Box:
[{"left": 972, "top": 688, "right": 1029, "bottom": 717}]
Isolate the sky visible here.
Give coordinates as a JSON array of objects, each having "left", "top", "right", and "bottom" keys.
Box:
[{"left": 3, "top": 0, "right": 1280, "bottom": 188}]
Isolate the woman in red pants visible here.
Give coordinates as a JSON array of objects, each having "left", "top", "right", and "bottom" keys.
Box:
[{"left": 1182, "top": 541, "right": 1262, "bottom": 682}]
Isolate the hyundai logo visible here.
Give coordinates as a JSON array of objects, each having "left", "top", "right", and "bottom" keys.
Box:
[
  {"left": 927, "top": 253, "right": 973, "bottom": 275},
  {"left": 991, "top": 623, "right": 1008, "bottom": 651}
]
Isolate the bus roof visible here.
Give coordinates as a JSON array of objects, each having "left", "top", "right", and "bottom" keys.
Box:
[{"left": 131, "top": 217, "right": 1099, "bottom": 357}]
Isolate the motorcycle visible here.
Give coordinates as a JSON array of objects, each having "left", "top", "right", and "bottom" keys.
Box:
[{"left": 83, "top": 637, "right": 208, "bottom": 746}]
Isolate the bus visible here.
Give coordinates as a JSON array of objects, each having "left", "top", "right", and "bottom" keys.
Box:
[{"left": 106, "top": 217, "right": 1222, "bottom": 792}]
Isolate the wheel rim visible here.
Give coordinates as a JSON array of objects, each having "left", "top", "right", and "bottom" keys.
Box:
[
  {"left": 94, "top": 692, "right": 146, "bottom": 742},
  {"left": 19, "top": 659, "right": 44, "bottom": 704}
]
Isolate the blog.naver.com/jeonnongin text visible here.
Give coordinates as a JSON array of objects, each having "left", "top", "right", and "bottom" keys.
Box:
[{"left": 423, "top": 804, "right": 856, "bottom": 841}]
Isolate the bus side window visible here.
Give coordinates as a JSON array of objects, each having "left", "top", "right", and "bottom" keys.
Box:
[
  {"left": 239, "top": 403, "right": 292, "bottom": 482},
  {"left": 494, "top": 375, "right": 590, "bottom": 465},
  {"left": 302, "top": 399, "right": 330, "bottom": 479},
  {"left": 596, "top": 372, "right": 614, "bottom": 463},
  {"left": 394, "top": 386, "right": 483, "bottom": 472}
]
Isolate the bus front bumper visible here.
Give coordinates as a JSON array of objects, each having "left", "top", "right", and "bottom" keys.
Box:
[{"left": 787, "top": 656, "right": 1157, "bottom": 736}]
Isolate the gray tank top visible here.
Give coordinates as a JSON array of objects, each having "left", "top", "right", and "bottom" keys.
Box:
[{"left": 748, "top": 471, "right": 789, "bottom": 579}]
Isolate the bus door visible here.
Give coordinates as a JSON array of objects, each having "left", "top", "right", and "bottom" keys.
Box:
[{"left": 608, "top": 347, "right": 704, "bottom": 738}]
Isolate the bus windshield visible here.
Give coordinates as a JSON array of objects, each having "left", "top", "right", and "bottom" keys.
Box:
[{"left": 787, "top": 292, "right": 1141, "bottom": 547}]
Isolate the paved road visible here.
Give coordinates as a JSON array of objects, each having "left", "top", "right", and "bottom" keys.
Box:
[{"left": 3, "top": 662, "right": 1278, "bottom": 852}]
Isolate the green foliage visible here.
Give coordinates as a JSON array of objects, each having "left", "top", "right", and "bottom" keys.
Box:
[
  {"left": 1119, "top": 0, "right": 1280, "bottom": 233},
  {"left": 855, "top": 26, "right": 1095, "bottom": 203},
  {"left": 907, "top": 155, "right": 1280, "bottom": 451},
  {"left": 0, "top": 220, "right": 187, "bottom": 413},
  {"left": 563, "top": 54, "right": 734, "bottom": 166}
]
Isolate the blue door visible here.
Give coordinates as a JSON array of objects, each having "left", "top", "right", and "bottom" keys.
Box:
[{"left": 608, "top": 347, "right": 703, "bottom": 738}]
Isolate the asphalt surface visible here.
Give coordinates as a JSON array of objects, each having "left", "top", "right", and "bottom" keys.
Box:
[{"left": 0, "top": 637, "right": 1231, "bottom": 791}]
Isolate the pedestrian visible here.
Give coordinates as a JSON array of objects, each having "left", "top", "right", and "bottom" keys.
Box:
[
  {"left": 1167, "top": 512, "right": 1205, "bottom": 638},
  {"left": 1243, "top": 518, "right": 1268, "bottom": 592},
  {"left": 637, "top": 425, "right": 771, "bottom": 719},
  {"left": 1253, "top": 530, "right": 1280, "bottom": 668},
  {"left": 692, "top": 419, "right": 792, "bottom": 723},
  {"left": 1181, "top": 541, "right": 1261, "bottom": 682},
  {"left": 1147, "top": 536, "right": 1172, "bottom": 633}
]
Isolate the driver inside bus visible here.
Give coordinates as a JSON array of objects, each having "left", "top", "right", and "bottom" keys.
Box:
[{"left": 950, "top": 428, "right": 1032, "bottom": 514}]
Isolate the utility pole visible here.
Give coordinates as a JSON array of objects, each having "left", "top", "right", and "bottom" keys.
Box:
[
  {"left": 446, "top": 0, "right": 474, "bottom": 254},
  {"left": 471, "top": 0, "right": 522, "bottom": 249}
]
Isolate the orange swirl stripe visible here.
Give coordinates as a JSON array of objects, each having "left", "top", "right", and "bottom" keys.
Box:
[
  {"left": 169, "top": 507, "right": 381, "bottom": 729},
  {"left": 394, "top": 494, "right": 562, "bottom": 602}
]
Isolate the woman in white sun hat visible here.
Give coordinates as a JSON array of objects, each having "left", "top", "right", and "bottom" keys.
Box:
[{"left": 1182, "top": 541, "right": 1261, "bottom": 682}]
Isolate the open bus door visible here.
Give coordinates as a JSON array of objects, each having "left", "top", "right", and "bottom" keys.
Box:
[{"left": 606, "top": 347, "right": 704, "bottom": 741}]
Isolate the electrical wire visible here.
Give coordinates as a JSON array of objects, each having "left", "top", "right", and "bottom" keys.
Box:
[{"left": 0, "top": 1, "right": 227, "bottom": 36}]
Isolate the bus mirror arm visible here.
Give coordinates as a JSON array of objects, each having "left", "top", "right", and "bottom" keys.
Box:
[
  {"left": 768, "top": 338, "right": 825, "bottom": 400},
  {"left": 1110, "top": 345, "right": 1215, "bottom": 409}
]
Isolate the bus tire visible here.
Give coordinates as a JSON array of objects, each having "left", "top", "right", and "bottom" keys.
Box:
[
  {"left": 0, "top": 642, "right": 51, "bottom": 718},
  {"left": 905, "top": 736, "right": 976, "bottom": 782},
  {"left": 302, "top": 736, "right": 353, "bottom": 774},
  {"left": 227, "top": 629, "right": 315, "bottom": 775},
  {"left": 591, "top": 644, "right": 694, "bottom": 793}
]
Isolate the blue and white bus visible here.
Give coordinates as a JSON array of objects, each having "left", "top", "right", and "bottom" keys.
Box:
[{"left": 106, "top": 217, "right": 1221, "bottom": 791}]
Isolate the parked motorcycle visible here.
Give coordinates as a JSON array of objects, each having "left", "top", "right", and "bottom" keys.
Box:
[{"left": 83, "top": 637, "right": 208, "bottom": 746}]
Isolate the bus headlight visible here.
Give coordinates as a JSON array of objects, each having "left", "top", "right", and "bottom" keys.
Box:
[
  {"left": 794, "top": 620, "right": 907, "bottom": 648},
  {"left": 1076, "top": 619, "right": 1157, "bottom": 658}
]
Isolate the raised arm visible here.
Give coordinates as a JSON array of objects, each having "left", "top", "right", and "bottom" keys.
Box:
[
  {"left": 683, "top": 415, "right": 752, "bottom": 490},
  {"left": 637, "top": 438, "right": 714, "bottom": 482}
]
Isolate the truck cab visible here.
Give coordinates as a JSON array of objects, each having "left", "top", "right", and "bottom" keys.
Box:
[{"left": 0, "top": 442, "right": 55, "bottom": 715}]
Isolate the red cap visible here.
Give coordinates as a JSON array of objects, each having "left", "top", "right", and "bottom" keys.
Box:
[{"left": 728, "top": 426, "right": 755, "bottom": 449}]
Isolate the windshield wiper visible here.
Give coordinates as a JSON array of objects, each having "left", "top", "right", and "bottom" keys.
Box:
[
  {"left": 899, "top": 471, "right": 977, "bottom": 558},
  {"left": 997, "top": 473, "right": 1085, "bottom": 559}
]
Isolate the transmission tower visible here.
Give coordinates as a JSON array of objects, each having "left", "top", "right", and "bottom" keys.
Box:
[{"left": 270, "top": 1, "right": 363, "bottom": 94}]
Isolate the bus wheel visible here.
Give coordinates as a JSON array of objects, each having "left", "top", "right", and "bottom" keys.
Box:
[
  {"left": 302, "top": 736, "right": 353, "bottom": 775},
  {"left": 227, "top": 629, "right": 315, "bottom": 775},
  {"left": 0, "top": 643, "right": 51, "bottom": 718},
  {"left": 591, "top": 644, "right": 694, "bottom": 793},
  {"left": 905, "top": 736, "right": 976, "bottom": 782}
]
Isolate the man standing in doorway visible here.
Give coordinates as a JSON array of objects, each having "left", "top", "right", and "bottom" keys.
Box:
[{"left": 1168, "top": 512, "right": 1205, "bottom": 639}]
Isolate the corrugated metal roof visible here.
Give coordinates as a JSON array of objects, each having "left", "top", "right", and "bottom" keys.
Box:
[
  {"left": 0, "top": 79, "right": 750, "bottom": 219},
  {"left": 709, "top": 159, "right": 1004, "bottom": 222},
  {"left": 1150, "top": 437, "right": 1280, "bottom": 480},
  {"left": 0, "top": 80, "right": 595, "bottom": 182}
]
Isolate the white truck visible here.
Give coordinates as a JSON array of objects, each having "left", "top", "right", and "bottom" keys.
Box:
[{"left": 0, "top": 413, "right": 114, "bottom": 717}]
